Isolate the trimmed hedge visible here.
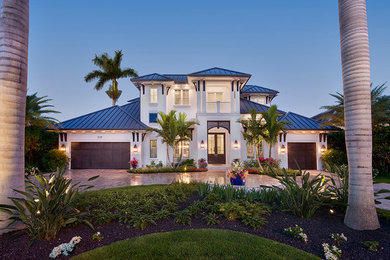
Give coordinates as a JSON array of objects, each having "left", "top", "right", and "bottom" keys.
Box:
[
  {"left": 128, "top": 167, "right": 208, "bottom": 174},
  {"left": 246, "top": 168, "right": 301, "bottom": 176}
]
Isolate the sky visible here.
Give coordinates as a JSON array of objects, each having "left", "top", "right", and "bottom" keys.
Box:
[{"left": 21, "top": 0, "right": 390, "bottom": 121}]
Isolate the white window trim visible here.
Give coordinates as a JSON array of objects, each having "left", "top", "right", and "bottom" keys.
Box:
[
  {"left": 150, "top": 87, "right": 158, "bottom": 104},
  {"left": 150, "top": 139, "right": 158, "bottom": 158},
  {"left": 174, "top": 89, "right": 190, "bottom": 106}
]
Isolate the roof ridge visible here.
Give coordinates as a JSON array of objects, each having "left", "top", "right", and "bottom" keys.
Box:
[
  {"left": 126, "top": 97, "right": 140, "bottom": 103},
  {"left": 189, "top": 67, "right": 251, "bottom": 76},
  {"left": 133, "top": 73, "right": 171, "bottom": 80},
  {"left": 117, "top": 105, "right": 148, "bottom": 128}
]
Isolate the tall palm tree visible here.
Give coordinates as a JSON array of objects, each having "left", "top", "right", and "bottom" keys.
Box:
[
  {"left": 147, "top": 111, "right": 178, "bottom": 168},
  {"left": 0, "top": 0, "right": 29, "bottom": 232},
  {"left": 176, "top": 112, "right": 198, "bottom": 164},
  {"left": 25, "top": 93, "right": 60, "bottom": 128},
  {"left": 338, "top": 0, "right": 379, "bottom": 230},
  {"left": 84, "top": 50, "right": 138, "bottom": 106},
  {"left": 260, "top": 105, "right": 287, "bottom": 159},
  {"left": 318, "top": 83, "right": 389, "bottom": 126},
  {"left": 238, "top": 109, "right": 265, "bottom": 170}
]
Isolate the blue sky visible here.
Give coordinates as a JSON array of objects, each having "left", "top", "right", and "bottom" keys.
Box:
[{"left": 24, "top": 0, "right": 389, "bottom": 121}]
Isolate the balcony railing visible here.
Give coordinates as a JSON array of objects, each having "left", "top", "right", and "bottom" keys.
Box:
[{"left": 206, "top": 101, "right": 231, "bottom": 113}]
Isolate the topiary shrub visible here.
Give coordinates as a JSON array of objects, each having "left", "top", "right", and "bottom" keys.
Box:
[{"left": 41, "top": 149, "right": 68, "bottom": 172}]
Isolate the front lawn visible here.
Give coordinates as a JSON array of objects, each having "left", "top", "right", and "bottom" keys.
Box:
[
  {"left": 374, "top": 174, "right": 390, "bottom": 184},
  {"left": 73, "top": 229, "right": 319, "bottom": 260}
]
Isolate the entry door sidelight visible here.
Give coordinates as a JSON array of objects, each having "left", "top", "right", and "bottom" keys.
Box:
[{"left": 207, "top": 133, "right": 226, "bottom": 164}]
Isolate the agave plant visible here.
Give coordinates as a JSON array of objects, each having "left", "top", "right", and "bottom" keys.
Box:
[
  {"left": 0, "top": 169, "right": 98, "bottom": 240},
  {"left": 268, "top": 167, "right": 328, "bottom": 219}
]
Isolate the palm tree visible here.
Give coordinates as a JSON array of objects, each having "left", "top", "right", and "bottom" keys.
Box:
[
  {"left": 338, "top": 0, "right": 379, "bottom": 230},
  {"left": 319, "top": 83, "right": 389, "bottom": 126},
  {"left": 84, "top": 50, "right": 138, "bottom": 106},
  {"left": 105, "top": 85, "right": 122, "bottom": 106},
  {"left": 238, "top": 109, "right": 265, "bottom": 170},
  {"left": 147, "top": 111, "right": 178, "bottom": 168},
  {"left": 0, "top": 0, "right": 29, "bottom": 232},
  {"left": 25, "top": 93, "right": 60, "bottom": 128},
  {"left": 260, "top": 105, "right": 287, "bottom": 159},
  {"left": 176, "top": 113, "right": 198, "bottom": 165}
]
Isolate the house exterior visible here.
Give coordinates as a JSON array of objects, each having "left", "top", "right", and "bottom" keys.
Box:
[{"left": 58, "top": 67, "right": 336, "bottom": 170}]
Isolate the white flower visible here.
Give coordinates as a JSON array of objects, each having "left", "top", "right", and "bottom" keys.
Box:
[{"left": 70, "top": 236, "right": 82, "bottom": 245}]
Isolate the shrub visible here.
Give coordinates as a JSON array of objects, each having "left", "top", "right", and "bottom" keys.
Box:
[
  {"left": 259, "top": 157, "right": 280, "bottom": 168},
  {"left": 0, "top": 169, "right": 94, "bottom": 240},
  {"left": 128, "top": 167, "right": 207, "bottom": 174},
  {"left": 268, "top": 168, "right": 328, "bottom": 219},
  {"left": 362, "top": 241, "right": 379, "bottom": 252},
  {"left": 258, "top": 168, "right": 300, "bottom": 176},
  {"left": 243, "top": 159, "right": 259, "bottom": 169},
  {"left": 174, "top": 210, "right": 192, "bottom": 226},
  {"left": 203, "top": 213, "right": 220, "bottom": 225},
  {"left": 130, "top": 158, "right": 138, "bottom": 169},
  {"left": 284, "top": 225, "right": 308, "bottom": 242},
  {"left": 326, "top": 164, "right": 349, "bottom": 206},
  {"left": 178, "top": 159, "right": 195, "bottom": 168},
  {"left": 41, "top": 149, "right": 68, "bottom": 173},
  {"left": 146, "top": 160, "right": 164, "bottom": 168},
  {"left": 321, "top": 149, "right": 347, "bottom": 172}
]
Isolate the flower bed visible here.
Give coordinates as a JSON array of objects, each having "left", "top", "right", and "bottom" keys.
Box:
[{"left": 127, "top": 167, "right": 208, "bottom": 174}]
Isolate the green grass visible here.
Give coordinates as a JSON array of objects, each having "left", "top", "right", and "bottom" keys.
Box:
[
  {"left": 72, "top": 229, "right": 319, "bottom": 260},
  {"left": 374, "top": 174, "right": 390, "bottom": 184},
  {"left": 377, "top": 208, "right": 390, "bottom": 220},
  {"left": 375, "top": 189, "right": 390, "bottom": 194}
]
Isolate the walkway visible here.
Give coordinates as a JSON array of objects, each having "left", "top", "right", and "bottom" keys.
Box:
[
  {"left": 374, "top": 183, "right": 390, "bottom": 211},
  {"left": 64, "top": 169, "right": 281, "bottom": 190}
]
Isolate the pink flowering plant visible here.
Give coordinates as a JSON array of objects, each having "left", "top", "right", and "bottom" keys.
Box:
[
  {"left": 258, "top": 157, "right": 279, "bottom": 168},
  {"left": 227, "top": 161, "right": 248, "bottom": 180}
]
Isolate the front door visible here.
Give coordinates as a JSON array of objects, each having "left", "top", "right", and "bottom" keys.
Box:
[{"left": 207, "top": 133, "right": 226, "bottom": 164}]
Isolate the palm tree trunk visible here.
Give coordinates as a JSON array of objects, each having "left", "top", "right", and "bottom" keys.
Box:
[
  {"left": 166, "top": 144, "right": 172, "bottom": 168},
  {"left": 268, "top": 143, "right": 272, "bottom": 159},
  {"left": 112, "top": 79, "right": 117, "bottom": 106},
  {"left": 255, "top": 144, "right": 264, "bottom": 171},
  {"left": 339, "top": 0, "right": 379, "bottom": 230},
  {"left": 0, "top": 0, "right": 29, "bottom": 233}
]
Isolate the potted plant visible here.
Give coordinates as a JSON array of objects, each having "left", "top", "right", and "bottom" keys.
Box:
[
  {"left": 227, "top": 161, "right": 248, "bottom": 186},
  {"left": 130, "top": 158, "right": 138, "bottom": 169},
  {"left": 198, "top": 158, "right": 208, "bottom": 169}
]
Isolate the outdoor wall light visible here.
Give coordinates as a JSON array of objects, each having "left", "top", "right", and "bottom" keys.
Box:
[
  {"left": 233, "top": 140, "right": 239, "bottom": 149},
  {"left": 60, "top": 144, "right": 66, "bottom": 152},
  {"left": 200, "top": 140, "right": 205, "bottom": 149},
  {"left": 320, "top": 145, "right": 326, "bottom": 153},
  {"left": 280, "top": 145, "right": 286, "bottom": 154},
  {"left": 133, "top": 144, "right": 138, "bottom": 153}
]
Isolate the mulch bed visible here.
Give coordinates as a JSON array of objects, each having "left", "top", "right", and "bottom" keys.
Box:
[{"left": 0, "top": 206, "right": 389, "bottom": 259}]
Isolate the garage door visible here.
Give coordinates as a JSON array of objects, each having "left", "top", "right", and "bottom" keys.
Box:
[
  {"left": 287, "top": 143, "right": 317, "bottom": 170},
  {"left": 71, "top": 142, "right": 130, "bottom": 169}
]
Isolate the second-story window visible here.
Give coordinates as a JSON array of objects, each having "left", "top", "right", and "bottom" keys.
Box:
[
  {"left": 174, "top": 89, "right": 189, "bottom": 105},
  {"left": 150, "top": 88, "right": 158, "bottom": 103}
]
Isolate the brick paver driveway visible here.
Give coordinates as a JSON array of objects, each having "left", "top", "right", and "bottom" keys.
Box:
[{"left": 64, "top": 169, "right": 281, "bottom": 190}]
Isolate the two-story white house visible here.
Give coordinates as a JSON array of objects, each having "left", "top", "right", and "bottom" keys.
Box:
[{"left": 58, "top": 67, "right": 337, "bottom": 170}]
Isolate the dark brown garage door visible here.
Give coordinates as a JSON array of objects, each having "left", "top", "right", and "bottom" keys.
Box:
[
  {"left": 288, "top": 143, "right": 317, "bottom": 170},
  {"left": 71, "top": 142, "right": 130, "bottom": 169}
]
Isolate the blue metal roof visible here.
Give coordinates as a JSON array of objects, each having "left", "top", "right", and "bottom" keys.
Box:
[
  {"left": 240, "top": 98, "right": 285, "bottom": 114},
  {"left": 132, "top": 73, "right": 172, "bottom": 81},
  {"left": 241, "top": 85, "right": 279, "bottom": 94},
  {"left": 278, "top": 112, "right": 338, "bottom": 130},
  {"left": 162, "top": 74, "right": 188, "bottom": 84},
  {"left": 59, "top": 99, "right": 147, "bottom": 130},
  {"left": 189, "top": 67, "right": 251, "bottom": 77}
]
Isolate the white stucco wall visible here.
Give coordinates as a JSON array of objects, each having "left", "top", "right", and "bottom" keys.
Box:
[
  {"left": 60, "top": 131, "right": 143, "bottom": 169},
  {"left": 277, "top": 132, "right": 326, "bottom": 170}
]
